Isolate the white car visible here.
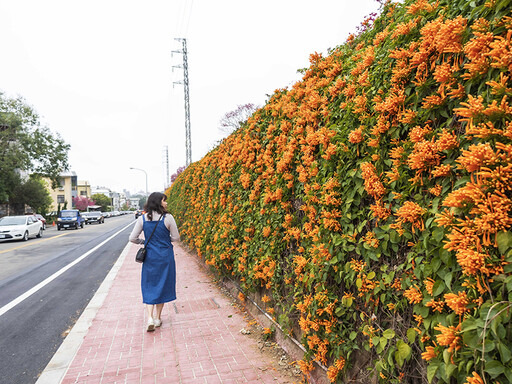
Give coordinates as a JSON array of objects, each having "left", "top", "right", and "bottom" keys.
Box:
[{"left": 0, "top": 215, "right": 43, "bottom": 242}]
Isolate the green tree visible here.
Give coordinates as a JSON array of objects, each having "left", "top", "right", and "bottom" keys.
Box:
[
  {"left": 91, "top": 193, "right": 111, "bottom": 212},
  {"left": 0, "top": 92, "right": 70, "bottom": 203},
  {"left": 10, "top": 175, "right": 52, "bottom": 215}
]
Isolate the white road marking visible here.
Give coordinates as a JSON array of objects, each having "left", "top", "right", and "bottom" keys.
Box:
[{"left": 0, "top": 222, "right": 135, "bottom": 317}]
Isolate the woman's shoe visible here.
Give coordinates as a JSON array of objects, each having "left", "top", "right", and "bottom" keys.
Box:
[
  {"left": 147, "top": 318, "right": 155, "bottom": 332},
  {"left": 154, "top": 318, "right": 162, "bottom": 327}
]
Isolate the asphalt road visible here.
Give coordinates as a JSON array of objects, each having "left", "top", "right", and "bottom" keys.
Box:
[{"left": 0, "top": 214, "right": 136, "bottom": 384}]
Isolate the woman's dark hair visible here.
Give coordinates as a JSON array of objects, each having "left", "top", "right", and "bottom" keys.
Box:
[{"left": 143, "top": 192, "right": 167, "bottom": 220}]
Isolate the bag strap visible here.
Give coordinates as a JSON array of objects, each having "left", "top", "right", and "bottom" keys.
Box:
[{"left": 143, "top": 213, "right": 164, "bottom": 247}]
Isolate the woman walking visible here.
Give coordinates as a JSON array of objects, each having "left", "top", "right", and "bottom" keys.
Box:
[{"left": 129, "top": 192, "right": 180, "bottom": 331}]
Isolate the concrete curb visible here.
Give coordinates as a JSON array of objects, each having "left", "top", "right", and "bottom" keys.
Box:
[{"left": 35, "top": 242, "right": 131, "bottom": 384}]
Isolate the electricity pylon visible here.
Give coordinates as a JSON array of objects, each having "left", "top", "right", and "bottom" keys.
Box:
[{"left": 172, "top": 38, "right": 192, "bottom": 167}]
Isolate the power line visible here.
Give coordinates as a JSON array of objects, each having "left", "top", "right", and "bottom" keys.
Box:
[
  {"left": 174, "top": 0, "right": 194, "bottom": 39},
  {"left": 183, "top": 0, "right": 194, "bottom": 37}
]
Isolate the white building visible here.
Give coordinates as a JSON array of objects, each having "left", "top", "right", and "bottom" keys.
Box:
[{"left": 128, "top": 198, "right": 141, "bottom": 209}]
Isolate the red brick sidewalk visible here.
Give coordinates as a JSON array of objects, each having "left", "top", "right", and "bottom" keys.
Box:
[{"left": 50, "top": 242, "right": 298, "bottom": 384}]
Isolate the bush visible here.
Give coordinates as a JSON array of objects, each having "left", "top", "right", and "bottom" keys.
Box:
[{"left": 168, "top": 0, "right": 512, "bottom": 382}]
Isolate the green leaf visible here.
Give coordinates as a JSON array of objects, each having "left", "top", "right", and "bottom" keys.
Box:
[
  {"left": 433, "top": 228, "right": 444, "bottom": 242},
  {"left": 485, "top": 360, "right": 505, "bottom": 378},
  {"left": 454, "top": 176, "right": 470, "bottom": 189},
  {"left": 480, "top": 339, "right": 496, "bottom": 353},
  {"left": 349, "top": 331, "right": 357, "bottom": 340},
  {"left": 432, "top": 280, "right": 446, "bottom": 297},
  {"left": 395, "top": 339, "right": 412, "bottom": 368},
  {"left": 388, "top": 347, "right": 395, "bottom": 366},
  {"left": 466, "top": 359, "right": 475, "bottom": 374},
  {"left": 443, "top": 348, "right": 451, "bottom": 365},
  {"left": 507, "top": 276, "right": 512, "bottom": 293},
  {"left": 390, "top": 231, "right": 400, "bottom": 244},
  {"left": 462, "top": 317, "right": 479, "bottom": 332},
  {"left": 443, "top": 272, "right": 453, "bottom": 290},
  {"left": 505, "top": 367, "right": 512, "bottom": 384},
  {"left": 439, "top": 248, "right": 452, "bottom": 267},
  {"left": 430, "top": 257, "right": 442, "bottom": 273},
  {"left": 407, "top": 328, "right": 417, "bottom": 343},
  {"left": 427, "top": 362, "right": 439, "bottom": 383},
  {"left": 498, "top": 342, "right": 512, "bottom": 364},
  {"left": 383, "top": 329, "right": 395, "bottom": 339},
  {"left": 445, "top": 363, "right": 457, "bottom": 378},
  {"left": 415, "top": 304, "right": 430, "bottom": 318},
  {"left": 497, "top": 231, "right": 512, "bottom": 254}
]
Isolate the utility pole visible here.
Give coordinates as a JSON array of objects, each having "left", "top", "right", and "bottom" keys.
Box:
[
  {"left": 164, "top": 145, "right": 170, "bottom": 188},
  {"left": 172, "top": 38, "right": 192, "bottom": 167}
]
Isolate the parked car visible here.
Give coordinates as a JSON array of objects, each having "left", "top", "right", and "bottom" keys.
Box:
[
  {"left": 82, "top": 212, "right": 92, "bottom": 224},
  {"left": 0, "top": 215, "right": 43, "bottom": 242},
  {"left": 34, "top": 214, "right": 47, "bottom": 229},
  {"left": 57, "top": 210, "right": 85, "bottom": 230},
  {"left": 84, "top": 211, "right": 104, "bottom": 224}
]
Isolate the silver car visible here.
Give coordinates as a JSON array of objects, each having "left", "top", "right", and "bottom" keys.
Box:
[{"left": 0, "top": 215, "right": 43, "bottom": 242}]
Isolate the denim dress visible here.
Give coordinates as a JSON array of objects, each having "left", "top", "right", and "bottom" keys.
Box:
[{"left": 141, "top": 215, "right": 176, "bottom": 304}]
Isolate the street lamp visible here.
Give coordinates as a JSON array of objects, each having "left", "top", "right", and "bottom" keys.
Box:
[{"left": 130, "top": 167, "right": 148, "bottom": 197}]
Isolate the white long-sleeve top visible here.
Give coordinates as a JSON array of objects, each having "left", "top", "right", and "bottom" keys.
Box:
[{"left": 129, "top": 212, "right": 180, "bottom": 245}]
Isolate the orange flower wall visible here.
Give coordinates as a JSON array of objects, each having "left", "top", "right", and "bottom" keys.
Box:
[{"left": 168, "top": 1, "right": 512, "bottom": 383}]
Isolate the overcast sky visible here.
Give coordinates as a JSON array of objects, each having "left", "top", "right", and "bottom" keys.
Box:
[{"left": 0, "top": 0, "right": 380, "bottom": 195}]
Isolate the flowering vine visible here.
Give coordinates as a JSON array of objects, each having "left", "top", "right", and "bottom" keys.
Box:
[{"left": 167, "top": 0, "right": 512, "bottom": 383}]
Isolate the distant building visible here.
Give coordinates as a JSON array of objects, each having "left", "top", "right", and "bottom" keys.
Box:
[
  {"left": 91, "top": 187, "right": 125, "bottom": 211},
  {"left": 128, "top": 198, "right": 141, "bottom": 209},
  {"left": 47, "top": 171, "right": 78, "bottom": 212},
  {"left": 91, "top": 186, "right": 111, "bottom": 198},
  {"left": 118, "top": 192, "right": 127, "bottom": 210},
  {"left": 77, "top": 180, "right": 91, "bottom": 198},
  {"left": 111, "top": 192, "right": 120, "bottom": 211}
]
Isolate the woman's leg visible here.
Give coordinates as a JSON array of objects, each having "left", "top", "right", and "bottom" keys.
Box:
[
  {"left": 146, "top": 304, "right": 156, "bottom": 331},
  {"left": 155, "top": 303, "right": 164, "bottom": 320},
  {"left": 146, "top": 304, "right": 155, "bottom": 320}
]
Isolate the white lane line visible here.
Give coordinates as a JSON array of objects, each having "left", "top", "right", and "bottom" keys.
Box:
[
  {"left": 0, "top": 222, "right": 135, "bottom": 317},
  {"left": 35, "top": 240, "right": 132, "bottom": 384}
]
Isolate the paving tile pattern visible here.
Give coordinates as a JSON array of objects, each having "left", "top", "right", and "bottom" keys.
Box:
[{"left": 60, "top": 243, "right": 296, "bottom": 384}]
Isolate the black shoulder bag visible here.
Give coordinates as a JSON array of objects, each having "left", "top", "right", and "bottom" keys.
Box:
[{"left": 135, "top": 214, "right": 164, "bottom": 263}]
